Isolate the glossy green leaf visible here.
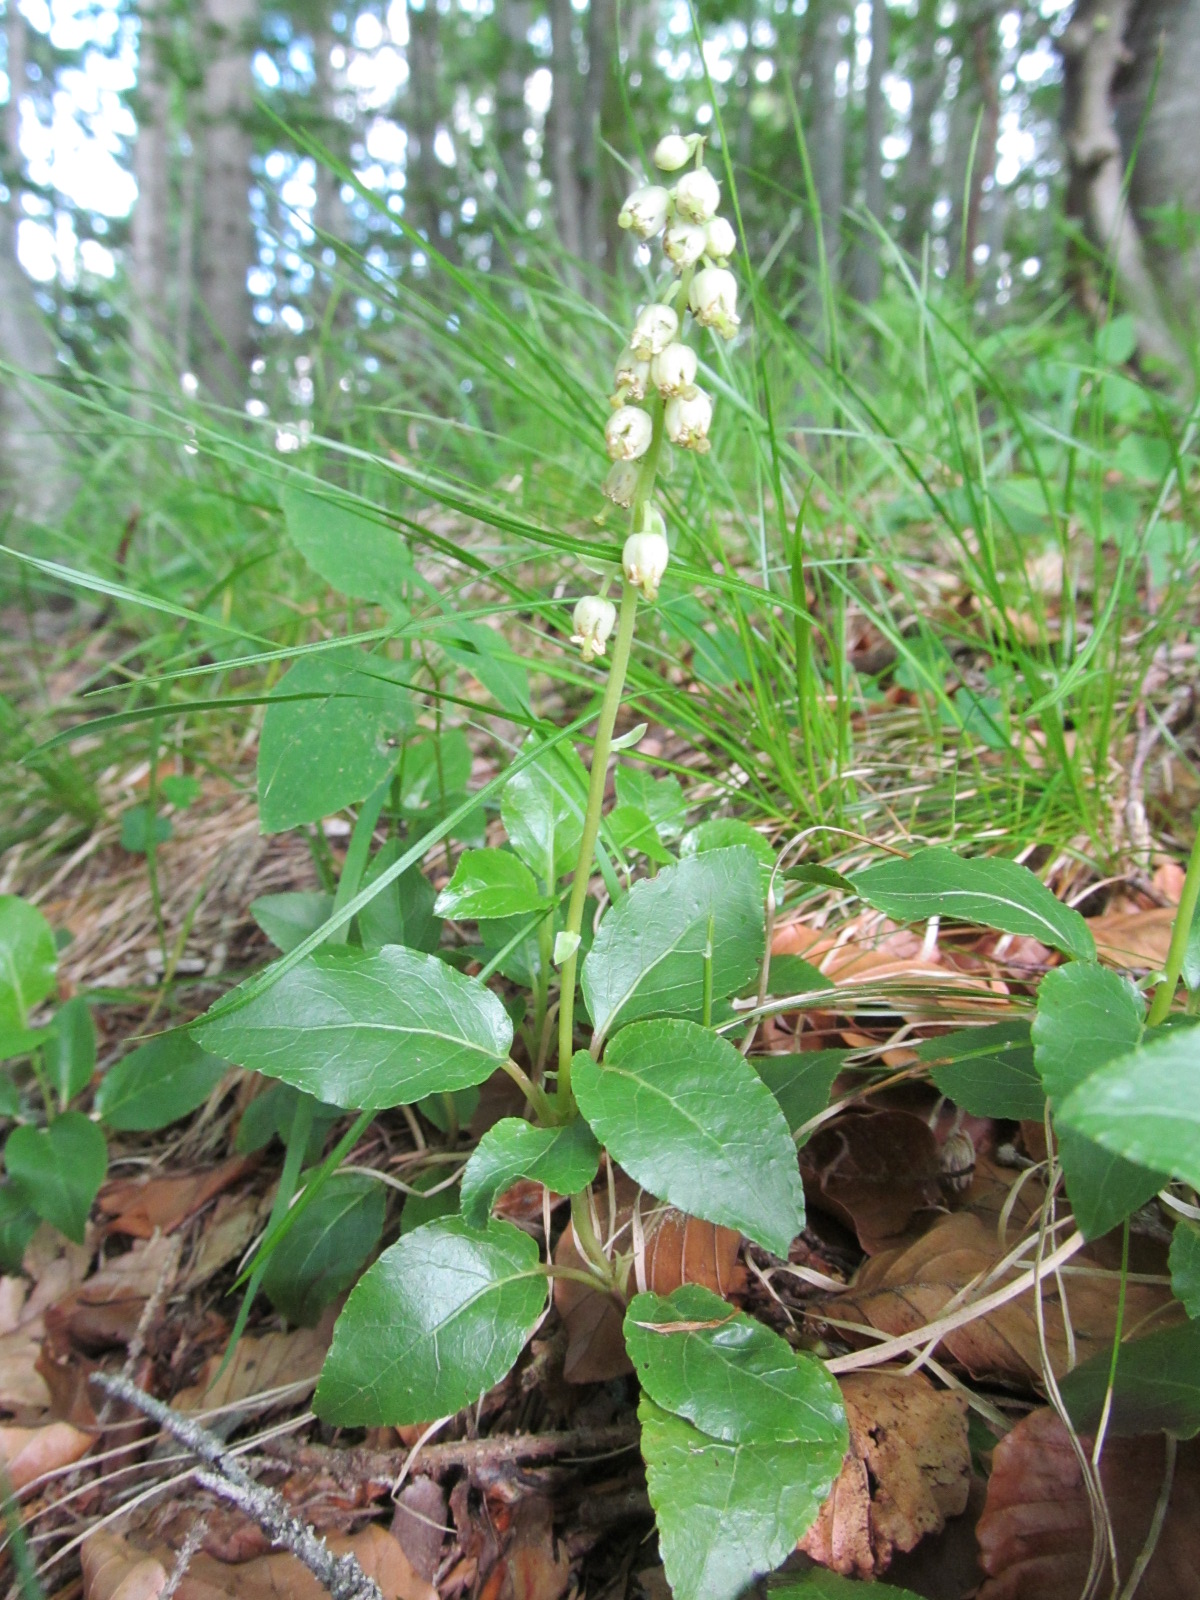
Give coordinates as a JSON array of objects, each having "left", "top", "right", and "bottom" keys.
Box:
[
  {"left": 45, "top": 996, "right": 96, "bottom": 1109},
  {"left": 416, "top": 1086, "right": 480, "bottom": 1135},
  {"left": 1034, "top": 963, "right": 1165, "bottom": 1238},
  {"left": 397, "top": 731, "right": 473, "bottom": 813},
  {"left": 751, "top": 1051, "right": 846, "bottom": 1137},
  {"left": 919, "top": 1022, "right": 1044, "bottom": 1121},
  {"left": 606, "top": 805, "right": 675, "bottom": 866},
  {"left": 119, "top": 806, "right": 171, "bottom": 853},
  {"left": 625, "top": 1284, "right": 846, "bottom": 1444},
  {"left": 0, "top": 1078, "right": 20, "bottom": 1118},
  {"left": 1057, "top": 1025, "right": 1200, "bottom": 1193},
  {"left": 96, "top": 1032, "right": 229, "bottom": 1131},
  {"left": 434, "top": 849, "right": 550, "bottom": 921},
  {"left": 639, "top": 1395, "right": 845, "bottom": 1600},
  {"left": 783, "top": 863, "right": 856, "bottom": 894},
  {"left": 235, "top": 1083, "right": 342, "bottom": 1160},
  {"left": 282, "top": 485, "right": 411, "bottom": 605},
  {"left": 1183, "top": 900, "right": 1200, "bottom": 992},
  {"left": 439, "top": 621, "right": 530, "bottom": 716},
  {"left": 614, "top": 769, "right": 687, "bottom": 841},
  {"left": 262, "top": 1172, "right": 386, "bottom": 1326},
  {"left": 195, "top": 946, "right": 513, "bottom": 1110},
  {"left": 1059, "top": 1321, "right": 1200, "bottom": 1438},
  {"left": 680, "top": 819, "right": 776, "bottom": 870},
  {"left": 0, "top": 1026, "right": 51, "bottom": 1064},
  {"left": 851, "top": 847, "right": 1094, "bottom": 960},
  {"left": 581, "top": 848, "right": 764, "bottom": 1043},
  {"left": 5, "top": 1112, "right": 107, "bottom": 1243},
  {"left": 257, "top": 650, "right": 411, "bottom": 834},
  {"left": 315, "top": 1216, "right": 548, "bottom": 1424},
  {"left": 251, "top": 892, "right": 335, "bottom": 954},
  {"left": 766, "top": 955, "right": 833, "bottom": 997},
  {"left": 399, "top": 1168, "right": 460, "bottom": 1233},
  {"left": 0, "top": 896, "right": 57, "bottom": 1030},
  {"left": 770, "top": 1570, "right": 924, "bottom": 1600},
  {"left": 356, "top": 845, "right": 442, "bottom": 953},
  {"left": 1171, "top": 1225, "right": 1200, "bottom": 1318},
  {"left": 573, "top": 1019, "right": 804, "bottom": 1256},
  {"left": 0, "top": 1185, "right": 39, "bottom": 1273},
  {"left": 460, "top": 1116, "right": 600, "bottom": 1227},
  {"left": 501, "top": 740, "right": 589, "bottom": 883}
]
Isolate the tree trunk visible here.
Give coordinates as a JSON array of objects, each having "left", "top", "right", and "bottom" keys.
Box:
[
  {"left": 578, "top": 0, "right": 616, "bottom": 273},
  {"left": 805, "top": 0, "right": 849, "bottom": 293},
  {"left": 899, "top": 0, "right": 942, "bottom": 257},
  {"left": 547, "top": 0, "right": 583, "bottom": 266},
  {"left": 494, "top": 0, "right": 532, "bottom": 216},
  {"left": 850, "top": 0, "right": 890, "bottom": 301},
  {"left": 407, "top": 0, "right": 447, "bottom": 257},
  {"left": 130, "top": 0, "right": 174, "bottom": 399},
  {"left": 194, "top": 0, "right": 256, "bottom": 399},
  {"left": 962, "top": 12, "right": 1000, "bottom": 287}
]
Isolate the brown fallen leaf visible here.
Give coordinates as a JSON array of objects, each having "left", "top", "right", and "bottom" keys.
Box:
[
  {"left": 172, "top": 1312, "right": 334, "bottom": 1415},
  {"left": 49, "top": 1234, "right": 181, "bottom": 1350},
  {"left": 0, "top": 1418, "right": 93, "bottom": 1491},
  {"left": 829, "top": 1210, "right": 1178, "bottom": 1383},
  {"left": 772, "top": 918, "right": 1007, "bottom": 1013},
  {"left": 180, "top": 1191, "right": 265, "bottom": 1292},
  {"left": 799, "top": 1371, "right": 971, "bottom": 1578},
  {"left": 98, "top": 1158, "right": 255, "bottom": 1239},
  {"left": 478, "top": 1494, "right": 570, "bottom": 1600},
  {"left": 800, "top": 1111, "right": 942, "bottom": 1255},
  {"left": 0, "top": 1232, "right": 92, "bottom": 1412},
  {"left": 976, "top": 1408, "right": 1200, "bottom": 1600},
  {"left": 81, "top": 1533, "right": 167, "bottom": 1600},
  {"left": 391, "top": 1477, "right": 449, "bottom": 1583},
  {"left": 1087, "top": 906, "right": 1175, "bottom": 971}
]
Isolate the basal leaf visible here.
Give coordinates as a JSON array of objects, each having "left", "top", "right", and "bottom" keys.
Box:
[
  {"left": 624, "top": 1284, "right": 846, "bottom": 1444},
  {"left": 751, "top": 1051, "right": 846, "bottom": 1138},
  {"left": 257, "top": 650, "right": 412, "bottom": 834},
  {"left": 769, "top": 1570, "right": 924, "bottom": 1600},
  {"left": 262, "top": 1172, "right": 386, "bottom": 1326},
  {"left": 96, "top": 1032, "right": 230, "bottom": 1131},
  {"left": 581, "top": 848, "right": 764, "bottom": 1044},
  {"left": 606, "top": 805, "right": 675, "bottom": 866},
  {"left": 434, "top": 849, "right": 550, "bottom": 921},
  {"left": 357, "top": 843, "right": 442, "bottom": 953},
  {"left": 460, "top": 1116, "right": 600, "bottom": 1227},
  {"left": 5, "top": 1113, "right": 107, "bottom": 1243},
  {"left": 0, "top": 1185, "right": 39, "bottom": 1274},
  {"left": 573, "top": 1019, "right": 804, "bottom": 1256},
  {"left": 282, "top": 485, "right": 411, "bottom": 605},
  {"left": 1170, "top": 1225, "right": 1200, "bottom": 1318},
  {"left": 614, "top": 769, "right": 687, "bottom": 841},
  {"left": 1034, "top": 963, "right": 1164, "bottom": 1238},
  {"left": 765, "top": 955, "right": 833, "bottom": 997},
  {"left": 639, "top": 1395, "right": 844, "bottom": 1600},
  {"left": 501, "top": 740, "right": 589, "bottom": 883},
  {"left": 0, "top": 896, "right": 57, "bottom": 1030},
  {"left": 1059, "top": 1321, "right": 1200, "bottom": 1439},
  {"left": 315, "top": 1216, "right": 548, "bottom": 1424},
  {"left": 851, "top": 847, "right": 1094, "bottom": 960},
  {"left": 194, "top": 945, "right": 513, "bottom": 1110},
  {"left": 919, "top": 1021, "right": 1044, "bottom": 1121},
  {"left": 45, "top": 996, "right": 96, "bottom": 1109},
  {"left": 251, "top": 892, "right": 335, "bottom": 954}
]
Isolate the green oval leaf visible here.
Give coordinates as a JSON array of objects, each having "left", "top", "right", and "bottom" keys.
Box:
[
  {"left": 315, "top": 1216, "right": 548, "bottom": 1425},
  {"left": 433, "top": 849, "right": 550, "bottom": 921},
  {"left": 573, "top": 1018, "right": 804, "bottom": 1256},
  {"left": 851, "top": 847, "right": 1094, "bottom": 960},
  {"left": 770, "top": 1570, "right": 925, "bottom": 1600},
  {"left": 45, "top": 996, "right": 96, "bottom": 1109},
  {"left": 919, "top": 1021, "right": 1044, "bottom": 1121},
  {"left": 751, "top": 1051, "right": 846, "bottom": 1137},
  {"left": 1058, "top": 1320, "right": 1200, "bottom": 1439},
  {"left": 96, "top": 1033, "right": 230, "bottom": 1131},
  {"left": 262, "top": 1172, "right": 386, "bottom": 1326},
  {"left": 1171, "top": 1224, "right": 1200, "bottom": 1319},
  {"left": 5, "top": 1112, "right": 107, "bottom": 1243},
  {"left": 251, "top": 892, "right": 335, "bottom": 954},
  {"left": 501, "top": 740, "right": 589, "bottom": 883},
  {"left": 624, "top": 1284, "right": 846, "bottom": 1445},
  {"left": 581, "top": 848, "right": 764, "bottom": 1044},
  {"left": 639, "top": 1393, "right": 845, "bottom": 1600},
  {"left": 460, "top": 1116, "right": 600, "bottom": 1227},
  {"left": 0, "top": 896, "right": 57, "bottom": 1030},
  {"left": 282, "top": 485, "right": 412, "bottom": 606}
]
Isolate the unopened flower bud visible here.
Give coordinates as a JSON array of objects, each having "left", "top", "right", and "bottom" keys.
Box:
[
  {"left": 650, "top": 341, "right": 698, "bottom": 398},
  {"left": 623, "top": 531, "right": 670, "bottom": 603},
  {"left": 571, "top": 594, "right": 617, "bottom": 663},
  {"left": 605, "top": 405, "right": 653, "bottom": 461},
  {"left": 613, "top": 344, "right": 651, "bottom": 402},
  {"left": 705, "top": 216, "right": 737, "bottom": 261},
  {"left": 653, "top": 133, "right": 694, "bottom": 172},
  {"left": 665, "top": 387, "right": 713, "bottom": 453},
  {"left": 629, "top": 303, "right": 680, "bottom": 359},
  {"left": 663, "top": 222, "right": 708, "bottom": 269},
  {"left": 618, "top": 184, "right": 671, "bottom": 239},
  {"left": 689, "top": 266, "right": 740, "bottom": 338},
  {"left": 602, "top": 460, "right": 640, "bottom": 506},
  {"left": 673, "top": 168, "right": 721, "bottom": 224}
]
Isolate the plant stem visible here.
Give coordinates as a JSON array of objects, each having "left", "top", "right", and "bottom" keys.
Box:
[
  {"left": 556, "top": 583, "right": 641, "bottom": 1108},
  {"left": 1147, "top": 826, "right": 1200, "bottom": 1026}
]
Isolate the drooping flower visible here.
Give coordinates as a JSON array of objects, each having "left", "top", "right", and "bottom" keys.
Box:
[
  {"left": 653, "top": 133, "right": 694, "bottom": 172},
  {"left": 629, "top": 303, "right": 680, "bottom": 359},
  {"left": 602, "top": 460, "right": 640, "bottom": 506},
  {"left": 622, "top": 530, "right": 670, "bottom": 602},
  {"left": 705, "top": 216, "right": 737, "bottom": 261},
  {"left": 663, "top": 222, "right": 708, "bottom": 270},
  {"left": 689, "top": 266, "right": 740, "bottom": 338},
  {"left": 612, "top": 344, "right": 652, "bottom": 402},
  {"left": 605, "top": 406, "right": 654, "bottom": 461},
  {"left": 673, "top": 168, "right": 721, "bottom": 225},
  {"left": 650, "top": 342, "right": 698, "bottom": 398},
  {"left": 617, "top": 185, "right": 671, "bottom": 239},
  {"left": 665, "top": 387, "right": 713, "bottom": 453},
  {"left": 571, "top": 595, "right": 618, "bottom": 663}
]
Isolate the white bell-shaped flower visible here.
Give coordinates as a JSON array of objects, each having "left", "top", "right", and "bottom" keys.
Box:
[
  {"left": 602, "top": 460, "right": 640, "bottom": 506},
  {"left": 665, "top": 387, "right": 713, "bottom": 453},
  {"left": 650, "top": 342, "right": 698, "bottom": 398},
  {"left": 617, "top": 184, "right": 671, "bottom": 240},
  {"left": 663, "top": 222, "right": 708, "bottom": 269},
  {"left": 689, "top": 266, "right": 740, "bottom": 338},
  {"left": 605, "top": 405, "right": 653, "bottom": 461},
  {"left": 622, "top": 530, "right": 670, "bottom": 603},
  {"left": 705, "top": 216, "right": 737, "bottom": 261},
  {"left": 629, "top": 303, "right": 680, "bottom": 359},
  {"left": 613, "top": 344, "right": 651, "bottom": 402},
  {"left": 673, "top": 168, "right": 721, "bottom": 224},
  {"left": 653, "top": 133, "right": 694, "bottom": 172},
  {"left": 571, "top": 595, "right": 618, "bottom": 663}
]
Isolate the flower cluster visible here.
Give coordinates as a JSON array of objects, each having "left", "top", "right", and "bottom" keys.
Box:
[{"left": 572, "top": 133, "right": 739, "bottom": 656}]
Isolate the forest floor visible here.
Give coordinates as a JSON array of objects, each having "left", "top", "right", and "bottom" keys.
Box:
[{"left": 1, "top": 582, "right": 1198, "bottom": 1600}]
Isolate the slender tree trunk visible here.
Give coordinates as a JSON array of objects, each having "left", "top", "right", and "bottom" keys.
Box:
[
  {"left": 899, "top": 0, "right": 942, "bottom": 256},
  {"left": 494, "top": 0, "right": 532, "bottom": 216},
  {"left": 578, "top": 0, "right": 616, "bottom": 272},
  {"left": 175, "top": 102, "right": 199, "bottom": 373},
  {"left": 805, "top": 0, "right": 849, "bottom": 292},
  {"left": 407, "top": 0, "right": 448, "bottom": 257},
  {"left": 130, "top": 0, "right": 173, "bottom": 400},
  {"left": 194, "top": 0, "right": 256, "bottom": 399},
  {"left": 547, "top": 0, "right": 583, "bottom": 266},
  {"left": 850, "top": 0, "right": 890, "bottom": 300},
  {"left": 963, "top": 12, "right": 1000, "bottom": 287}
]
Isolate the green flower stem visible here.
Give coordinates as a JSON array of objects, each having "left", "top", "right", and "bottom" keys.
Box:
[
  {"left": 1147, "top": 827, "right": 1200, "bottom": 1025},
  {"left": 568, "top": 1189, "right": 618, "bottom": 1285},
  {"left": 556, "top": 582, "right": 641, "bottom": 1107}
]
